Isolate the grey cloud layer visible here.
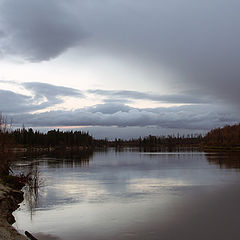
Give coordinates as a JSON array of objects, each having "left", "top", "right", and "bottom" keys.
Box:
[
  {"left": 23, "top": 82, "right": 83, "bottom": 104},
  {"left": 0, "top": 82, "right": 83, "bottom": 113},
  {"left": 0, "top": 82, "right": 239, "bottom": 130},
  {"left": 13, "top": 104, "right": 239, "bottom": 130},
  {"left": 79, "top": 0, "right": 240, "bottom": 106},
  {"left": 0, "top": 0, "right": 84, "bottom": 61},
  {"left": 89, "top": 89, "right": 211, "bottom": 104},
  {"left": 0, "top": 0, "right": 239, "bottom": 130},
  {"left": 0, "top": 0, "right": 239, "bottom": 106},
  {"left": 0, "top": 81, "right": 211, "bottom": 114},
  {"left": 0, "top": 89, "right": 32, "bottom": 113}
]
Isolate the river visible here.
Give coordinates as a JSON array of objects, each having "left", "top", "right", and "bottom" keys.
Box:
[{"left": 12, "top": 148, "right": 240, "bottom": 240}]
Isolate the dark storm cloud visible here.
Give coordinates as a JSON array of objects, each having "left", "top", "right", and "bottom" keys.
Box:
[
  {"left": 0, "top": 30, "right": 4, "bottom": 38},
  {"left": 0, "top": 0, "right": 239, "bottom": 106},
  {"left": 89, "top": 89, "right": 210, "bottom": 104},
  {"left": 0, "top": 0, "right": 239, "bottom": 131},
  {"left": 0, "top": 82, "right": 83, "bottom": 113},
  {"left": 77, "top": 0, "right": 240, "bottom": 106},
  {"left": 0, "top": 0, "right": 85, "bottom": 61}
]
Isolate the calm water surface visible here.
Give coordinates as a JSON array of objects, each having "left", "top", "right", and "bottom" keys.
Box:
[{"left": 12, "top": 149, "right": 240, "bottom": 240}]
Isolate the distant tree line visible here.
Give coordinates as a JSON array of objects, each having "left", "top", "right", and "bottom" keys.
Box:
[
  {"left": 1, "top": 112, "right": 240, "bottom": 152},
  {"left": 12, "top": 128, "right": 93, "bottom": 147},
  {"left": 1, "top": 125, "right": 204, "bottom": 150},
  {"left": 110, "top": 134, "right": 203, "bottom": 148}
]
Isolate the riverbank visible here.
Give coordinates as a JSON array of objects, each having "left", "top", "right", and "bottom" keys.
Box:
[{"left": 0, "top": 182, "right": 27, "bottom": 240}]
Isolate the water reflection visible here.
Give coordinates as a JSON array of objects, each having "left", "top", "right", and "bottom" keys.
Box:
[
  {"left": 12, "top": 149, "right": 240, "bottom": 240},
  {"left": 206, "top": 152, "right": 240, "bottom": 170},
  {"left": 24, "top": 165, "right": 41, "bottom": 219},
  {"left": 13, "top": 150, "right": 93, "bottom": 217},
  {"left": 112, "top": 146, "right": 202, "bottom": 153},
  {"left": 14, "top": 149, "right": 93, "bottom": 171}
]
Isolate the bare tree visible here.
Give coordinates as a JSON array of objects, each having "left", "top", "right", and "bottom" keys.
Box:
[
  {"left": 0, "top": 112, "right": 12, "bottom": 134},
  {"left": 0, "top": 113, "right": 14, "bottom": 175}
]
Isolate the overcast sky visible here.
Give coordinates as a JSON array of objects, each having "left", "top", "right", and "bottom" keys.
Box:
[{"left": 0, "top": 0, "right": 239, "bottom": 138}]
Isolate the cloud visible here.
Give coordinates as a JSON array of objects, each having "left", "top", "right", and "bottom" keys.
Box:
[
  {"left": 0, "top": 81, "right": 239, "bottom": 130},
  {"left": 0, "top": 0, "right": 85, "bottom": 61},
  {"left": 0, "top": 82, "right": 84, "bottom": 113},
  {"left": 87, "top": 102, "right": 132, "bottom": 114},
  {"left": 0, "top": 89, "right": 32, "bottom": 113},
  {"left": 76, "top": 0, "right": 240, "bottom": 106},
  {"left": 0, "top": 0, "right": 239, "bottom": 107},
  {"left": 89, "top": 89, "right": 211, "bottom": 104},
  {"left": 23, "top": 82, "right": 83, "bottom": 104},
  {"left": 13, "top": 103, "right": 240, "bottom": 130}
]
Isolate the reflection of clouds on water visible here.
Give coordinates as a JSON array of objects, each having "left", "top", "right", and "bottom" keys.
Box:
[
  {"left": 16, "top": 150, "right": 240, "bottom": 212},
  {"left": 13, "top": 149, "right": 240, "bottom": 240},
  {"left": 55, "top": 181, "right": 108, "bottom": 201},
  {"left": 128, "top": 178, "right": 191, "bottom": 193}
]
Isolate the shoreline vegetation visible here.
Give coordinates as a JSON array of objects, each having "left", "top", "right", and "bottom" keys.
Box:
[
  {"left": 202, "top": 124, "right": 240, "bottom": 152},
  {"left": 0, "top": 111, "right": 240, "bottom": 239},
  {"left": 0, "top": 121, "right": 240, "bottom": 186},
  {"left": 1, "top": 110, "right": 240, "bottom": 154},
  {"left": 2, "top": 122, "right": 240, "bottom": 153}
]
